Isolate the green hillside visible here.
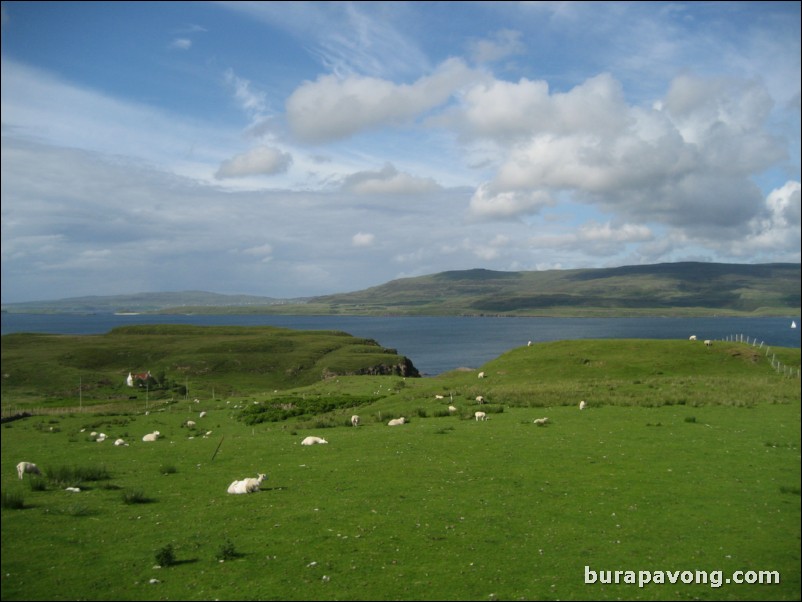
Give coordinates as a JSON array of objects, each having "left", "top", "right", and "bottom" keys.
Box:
[
  {"left": 0, "top": 325, "right": 419, "bottom": 412},
  {"left": 304, "top": 262, "right": 800, "bottom": 316}
]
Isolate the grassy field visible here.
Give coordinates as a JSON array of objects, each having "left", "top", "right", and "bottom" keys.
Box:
[{"left": 1, "top": 337, "right": 800, "bottom": 601}]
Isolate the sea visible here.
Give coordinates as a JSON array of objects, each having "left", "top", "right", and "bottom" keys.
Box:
[{"left": 2, "top": 313, "right": 799, "bottom": 376}]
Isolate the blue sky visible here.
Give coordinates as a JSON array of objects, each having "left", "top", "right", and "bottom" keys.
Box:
[{"left": 1, "top": 1, "right": 800, "bottom": 303}]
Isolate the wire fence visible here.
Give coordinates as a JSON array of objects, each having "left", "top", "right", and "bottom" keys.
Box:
[{"left": 721, "top": 333, "right": 801, "bottom": 379}]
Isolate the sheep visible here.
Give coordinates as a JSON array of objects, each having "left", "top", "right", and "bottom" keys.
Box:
[
  {"left": 142, "top": 431, "right": 161, "bottom": 442},
  {"left": 475, "top": 395, "right": 485, "bottom": 404},
  {"left": 704, "top": 339, "right": 713, "bottom": 347},
  {"left": 199, "top": 411, "right": 207, "bottom": 418},
  {"left": 579, "top": 400, "right": 587, "bottom": 410},
  {"left": 477, "top": 371, "right": 485, "bottom": 379},
  {"left": 533, "top": 417, "right": 549, "bottom": 426},
  {"left": 114, "top": 438, "right": 128, "bottom": 446},
  {"left": 185, "top": 420, "right": 196, "bottom": 428},
  {"left": 448, "top": 405, "right": 457, "bottom": 413},
  {"left": 65, "top": 487, "right": 81, "bottom": 493},
  {"left": 351, "top": 415, "right": 360, "bottom": 427},
  {"left": 301, "top": 436, "right": 328, "bottom": 446},
  {"left": 387, "top": 417, "right": 406, "bottom": 426},
  {"left": 474, "top": 411, "right": 487, "bottom": 421},
  {"left": 96, "top": 433, "right": 107, "bottom": 442},
  {"left": 435, "top": 394, "right": 445, "bottom": 399},
  {"left": 689, "top": 335, "right": 697, "bottom": 341},
  {"left": 17, "top": 461, "right": 41, "bottom": 480},
  {"left": 227, "top": 473, "right": 267, "bottom": 495}
]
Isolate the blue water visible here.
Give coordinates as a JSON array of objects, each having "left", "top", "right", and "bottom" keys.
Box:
[{"left": 2, "top": 313, "right": 799, "bottom": 375}]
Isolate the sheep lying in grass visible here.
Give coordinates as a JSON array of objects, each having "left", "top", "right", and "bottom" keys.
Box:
[
  {"left": 387, "top": 417, "right": 406, "bottom": 426},
  {"left": 17, "top": 461, "right": 41, "bottom": 480},
  {"left": 448, "top": 405, "right": 457, "bottom": 413},
  {"left": 114, "top": 438, "right": 128, "bottom": 446},
  {"left": 227, "top": 473, "right": 267, "bottom": 494},
  {"left": 301, "top": 436, "right": 328, "bottom": 446},
  {"left": 142, "top": 431, "right": 161, "bottom": 442},
  {"left": 474, "top": 411, "right": 487, "bottom": 421},
  {"left": 533, "top": 417, "right": 549, "bottom": 426},
  {"left": 351, "top": 415, "right": 360, "bottom": 427}
]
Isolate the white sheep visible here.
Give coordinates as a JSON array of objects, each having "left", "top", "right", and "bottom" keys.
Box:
[
  {"left": 351, "top": 415, "right": 360, "bottom": 427},
  {"left": 435, "top": 394, "right": 444, "bottom": 399},
  {"left": 579, "top": 400, "right": 587, "bottom": 410},
  {"left": 533, "top": 417, "right": 549, "bottom": 426},
  {"left": 16, "top": 461, "right": 41, "bottom": 480},
  {"left": 475, "top": 395, "right": 485, "bottom": 404},
  {"left": 477, "top": 371, "right": 485, "bottom": 379},
  {"left": 113, "top": 438, "right": 128, "bottom": 446},
  {"left": 185, "top": 420, "right": 196, "bottom": 428},
  {"left": 199, "top": 411, "right": 207, "bottom": 418},
  {"left": 387, "top": 417, "right": 406, "bottom": 426},
  {"left": 227, "top": 473, "right": 267, "bottom": 495},
  {"left": 704, "top": 339, "right": 713, "bottom": 347},
  {"left": 448, "top": 405, "right": 457, "bottom": 413},
  {"left": 96, "top": 433, "right": 107, "bottom": 442},
  {"left": 474, "top": 411, "right": 487, "bottom": 421},
  {"left": 65, "top": 487, "right": 81, "bottom": 493},
  {"left": 301, "top": 436, "right": 328, "bottom": 446},
  {"left": 689, "top": 335, "right": 697, "bottom": 341},
  {"left": 142, "top": 431, "right": 161, "bottom": 442}
]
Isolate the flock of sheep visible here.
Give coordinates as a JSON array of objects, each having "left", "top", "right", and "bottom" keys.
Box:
[{"left": 16, "top": 362, "right": 599, "bottom": 495}]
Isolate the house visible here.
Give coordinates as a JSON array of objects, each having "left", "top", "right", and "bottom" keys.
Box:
[{"left": 126, "top": 371, "right": 153, "bottom": 387}]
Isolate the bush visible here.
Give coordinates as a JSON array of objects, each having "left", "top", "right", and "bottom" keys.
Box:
[
  {"left": 215, "top": 538, "right": 240, "bottom": 561},
  {"left": 1, "top": 491, "right": 25, "bottom": 510},
  {"left": 122, "top": 488, "right": 151, "bottom": 504},
  {"left": 155, "top": 544, "right": 176, "bottom": 567}
]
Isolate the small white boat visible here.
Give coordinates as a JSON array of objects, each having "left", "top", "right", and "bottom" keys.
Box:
[{"left": 792, "top": 320, "right": 797, "bottom": 329}]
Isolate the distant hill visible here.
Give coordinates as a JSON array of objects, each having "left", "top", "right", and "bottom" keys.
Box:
[
  {"left": 2, "top": 262, "right": 799, "bottom": 317},
  {"left": 306, "top": 262, "right": 800, "bottom": 316},
  {"left": 0, "top": 290, "right": 305, "bottom": 314}
]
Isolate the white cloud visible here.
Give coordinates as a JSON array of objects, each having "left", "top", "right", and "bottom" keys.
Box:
[
  {"left": 215, "top": 146, "right": 293, "bottom": 179},
  {"left": 342, "top": 163, "right": 441, "bottom": 195},
  {"left": 469, "top": 29, "right": 525, "bottom": 64},
  {"left": 352, "top": 232, "right": 375, "bottom": 247},
  {"left": 170, "top": 38, "right": 192, "bottom": 50},
  {"left": 285, "top": 58, "right": 482, "bottom": 142},
  {"left": 468, "top": 185, "right": 555, "bottom": 221}
]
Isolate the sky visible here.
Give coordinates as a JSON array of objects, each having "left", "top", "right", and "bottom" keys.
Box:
[{"left": 1, "top": 1, "right": 800, "bottom": 303}]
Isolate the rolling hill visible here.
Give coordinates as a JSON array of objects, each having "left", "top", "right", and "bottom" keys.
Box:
[{"left": 2, "top": 261, "right": 799, "bottom": 317}]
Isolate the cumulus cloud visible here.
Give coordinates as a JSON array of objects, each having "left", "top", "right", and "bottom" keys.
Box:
[
  {"left": 285, "top": 58, "right": 482, "bottom": 142},
  {"left": 215, "top": 146, "right": 293, "bottom": 179},
  {"left": 460, "top": 71, "right": 791, "bottom": 235},
  {"left": 342, "top": 163, "right": 441, "bottom": 195},
  {"left": 468, "top": 185, "right": 555, "bottom": 221}
]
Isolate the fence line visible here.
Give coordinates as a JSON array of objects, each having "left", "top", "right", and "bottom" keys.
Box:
[{"left": 722, "top": 334, "right": 800, "bottom": 379}]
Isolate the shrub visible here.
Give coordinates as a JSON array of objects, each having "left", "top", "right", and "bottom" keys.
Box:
[
  {"left": 1, "top": 491, "right": 25, "bottom": 510},
  {"left": 122, "top": 488, "right": 151, "bottom": 504},
  {"left": 215, "top": 538, "right": 240, "bottom": 562},
  {"left": 155, "top": 544, "right": 176, "bottom": 567},
  {"left": 160, "top": 464, "right": 177, "bottom": 475}
]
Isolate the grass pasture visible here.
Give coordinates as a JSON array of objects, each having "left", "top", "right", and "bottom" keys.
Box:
[{"left": 1, "top": 338, "right": 800, "bottom": 601}]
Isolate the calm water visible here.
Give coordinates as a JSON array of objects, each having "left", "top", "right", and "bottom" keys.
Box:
[{"left": 2, "top": 313, "right": 799, "bottom": 375}]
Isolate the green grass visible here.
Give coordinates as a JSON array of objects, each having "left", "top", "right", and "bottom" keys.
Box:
[{"left": 1, "top": 338, "right": 799, "bottom": 600}]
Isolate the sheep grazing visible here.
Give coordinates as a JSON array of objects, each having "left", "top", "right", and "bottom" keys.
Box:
[
  {"left": 579, "top": 400, "right": 587, "bottom": 410},
  {"left": 533, "top": 417, "right": 549, "bottom": 426},
  {"left": 227, "top": 473, "right": 267, "bottom": 495},
  {"left": 387, "top": 417, "right": 406, "bottom": 426},
  {"left": 16, "top": 461, "right": 41, "bottom": 480},
  {"left": 142, "top": 431, "right": 161, "bottom": 442},
  {"left": 704, "top": 339, "right": 713, "bottom": 347},
  {"left": 185, "top": 420, "right": 196, "bottom": 428},
  {"left": 301, "top": 436, "right": 328, "bottom": 446},
  {"left": 689, "top": 335, "right": 697, "bottom": 341},
  {"left": 475, "top": 395, "right": 485, "bottom": 404},
  {"left": 351, "top": 415, "right": 360, "bottom": 427},
  {"left": 199, "top": 411, "right": 207, "bottom": 418},
  {"left": 477, "top": 371, "right": 485, "bottom": 379},
  {"left": 474, "top": 411, "right": 487, "bottom": 421}
]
